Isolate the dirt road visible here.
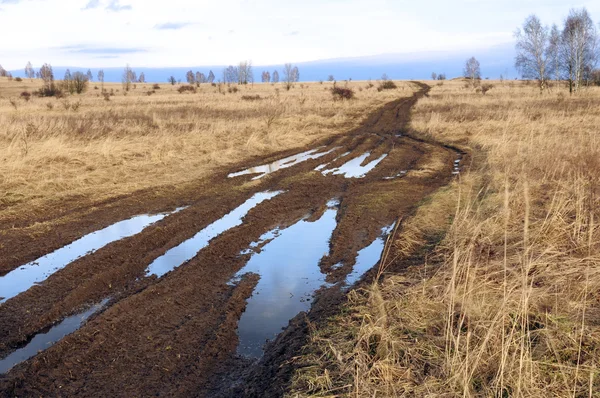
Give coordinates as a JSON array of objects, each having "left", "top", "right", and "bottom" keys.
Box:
[{"left": 0, "top": 82, "right": 461, "bottom": 397}]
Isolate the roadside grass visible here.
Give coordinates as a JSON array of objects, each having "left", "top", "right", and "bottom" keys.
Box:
[
  {"left": 290, "top": 80, "right": 600, "bottom": 397},
  {"left": 0, "top": 77, "right": 414, "bottom": 222}
]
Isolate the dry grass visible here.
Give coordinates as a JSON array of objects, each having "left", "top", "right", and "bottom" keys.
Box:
[
  {"left": 290, "top": 80, "right": 600, "bottom": 397},
  {"left": 0, "top": 77, "right": 414, "bottom": 221}
]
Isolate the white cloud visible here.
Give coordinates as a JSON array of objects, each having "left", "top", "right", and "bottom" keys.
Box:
[{"left": 0, "top": 0, "right": 598, "bottom": 69}]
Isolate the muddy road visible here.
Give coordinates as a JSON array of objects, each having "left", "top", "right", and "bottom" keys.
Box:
[{"left": 0, "top": 82, "right": 462, "bottom": 397}]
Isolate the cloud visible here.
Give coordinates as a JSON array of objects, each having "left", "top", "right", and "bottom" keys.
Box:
[
  {"left": 60, "top": 45, "right": 147, "bottom": 54},
  {"left": 0, "top": 0, "right": 21, "bottom": 3},
  {"left": 105, "top": 0, "right": 131, "bottom": 12},
  {"left": 82, "top": 0, "right": 100, "bottom": 9},
  {"left": 286, "top": 31, "right": 300, "bottom": 36},
  {"left": 154, "top": 22, "right": 193, "bottom": 30}
]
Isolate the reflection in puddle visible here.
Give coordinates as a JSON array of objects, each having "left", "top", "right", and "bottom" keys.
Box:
[
  {"left": 145, "top": 191, "right": 282, "bottom": 278},
  {"left": 0, "top": 299, "right": 109, "bottom": 374},
  {"left": 0, "top": 209, "right": 183, "bottom": 304},
  {"left": 383, "top": 170, "right": 408, "bottom": 180},
  {"left": 321, "top": 152, "right": 388, "bottom": 178},
  {"left": 345, "top": 224, "right": 395, "bottom": 286},
  {"left": 228, "top": 147, "right": 338, "bottom": 180},
  {"left": 234, "top": 201, "right": 339, "bottom": 358},
  {"left": 453, "top": 156, "right": 463, "bottom": 175}
]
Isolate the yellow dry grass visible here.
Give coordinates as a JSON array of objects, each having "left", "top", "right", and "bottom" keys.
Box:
[
  {"left": 0, "top": 77, "right": 415, "bottom": 222},
  {"left": 290, "top": 80, "right": 600, "bottom": 397}
]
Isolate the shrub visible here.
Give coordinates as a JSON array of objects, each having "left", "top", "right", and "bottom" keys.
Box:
[
  {"left": 153, "top": 84, "right": 160, "bottom": 90},
  {"left": 227, "top": 86, "right": 239, "bottom": 93},
  {"left": 46, "top": 102, "right": 54, "bottom": 110},
  {"left": 177, "top": 85, "right": 196, "bottom": 94},
  {"left": 15, "top": 77, "right": 23, "bottom": 82},
  {"left": 330, "top": 85, "right": 355, "bottom": 100},
  {"left": 377, "top": 80, "right": 397, "bottom": 91},
  {"left": 241, "top": 95, "right": 261, "bottom": 101},
  {"left": 37, "top": 84, "right": 63, "bottom": 98},
  {"left": 20, "top": 91, "right": 31, "bottom": 102},
  {"left": 480, "top": 83, "right": 494, "bottom": 95},
  {"left": 103, "top": 92, "right": 111, "bottom": 101}
]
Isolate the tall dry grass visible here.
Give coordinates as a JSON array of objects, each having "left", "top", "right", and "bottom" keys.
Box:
[
  {"left": 291, "top": 80, "right": 600, "bottom": 397},
  {"left": 0, "top": 77, "right": 414, "bottom": 221}
]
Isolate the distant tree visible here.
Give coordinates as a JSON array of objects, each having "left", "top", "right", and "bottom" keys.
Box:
[
  {"left": 282, "top": 63, "right": 299, "bottom": 90},
  {"left": 40, "top": 63, "right": 54, "bottom": 87},
  {"left": 207, "top": 70, "right": 215, "bottom": 83},
  {"left": 431, "top": 72, "right": 437, "bottom": 80},
  {"left": 261, "top": 71, "right": 271, "bottom": 83},
  {"left": 272, "top": 70, "right": 279, "bottom": 83},
  {"left": 463, "top": 57, "right": 481, "bottom": 85},
  {"left": 168, "top": 76, "right": 177, "bottom": 85},
  {"left": 186, "top": 70, "right": 195, "bottom": 85},
  {"left": 381, "top": 73, "right": 389, "bottom": 81},
  {"left": 86, "top": 69, "right": 93, "bottom": 82},
  {"left": 122, "top": 64, "right": 134, "bottom": 91},
  {"left": 547, "top": 24, "right": 562, "bottom": 82},
  {"left": 559, "top": 8, "right": 599, "bottom": 93},
  {"left": 328, "top": 75, "right": 335, "bottom": 82},
  {"left": 223, "top": 65, "right": 238, "bottom": 84},
  {"left": 437, "top": 73, "right": 446, "bottom": 80},
  {"left": 72, "top": 71, "right": 89, "bottom": 94},
  {"left": 237, "top": 61, "right": 253, "bottom": 84},
  {"left": 98, "top": 69, "right": 105, "bottom": 91},
  {"left": 515, "top": 15, "right": 551, "bottom": 92},
  {"left": 63, "top": 69, "right": 75, "bottom": 94},
  {"left": 138, "top": 72, "right": 145, "bottom": 83},
  {"left": 25, "top": 62, "right": 34, "bottom": 80},
  {"left": 0, "top": 64, "right": 6, "bottom": 77}
]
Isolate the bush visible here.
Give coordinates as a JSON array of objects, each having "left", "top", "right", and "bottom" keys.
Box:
[
  {"left": 377, "top": 80, "right": 397, "bottom": 91},
  {"left": 241, "top": 95, "right": 261, "bottom": 101},
  {"left": 480, "top": 83, "right": 494, "bottom": 95},
  {"left": 331, "top": 85, "right": 355, "bottom": 100},
  {"left": 227, "top": 86, "right": 239, "bottom": 93},
  {"left": 20, "top": 91, "right": 31, "bottom": 101},
  {"left": 15, "top": 77, "right": 23, "bottom": 82},
  {"left": 37, "top": 84, "right": 63, "bottom": 98},
  {"left": 153, "top": 84, "right": 160, "bottom": 90},
  {"left": 177, "top": 85, "right": 196, "bottom": 94}
]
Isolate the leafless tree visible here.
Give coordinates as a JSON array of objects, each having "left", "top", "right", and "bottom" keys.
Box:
[
  {"left": 328, "top": 75, "right": 335, "bottom": 82},
  {"left": 463, "top": 57, "right": 481, "bottom": 85},
  {"left": 25, "top": 62, "right": 34, "bottom": 81},
  {"left": 547, "top": 24, "right": 562, "bottom": 83},
  {"left": 223, "top": 66, "right": 238, "bottom": 84},
  {"left": 282, "top": 63, "right": 299, "bottom": 90},
  {"left": 122, "top": 64, "right": 134, "bottom": 91},
  {"left": 431, "top": 72, "right": 437, "bottom": 80},
  {"left": 138, "top": 72, "right": 145, "bottom": 83},
  {"left": 98, "top": 70, "right": 105, "bottom": 92},
  {"left": 261, "top": 71, "right": 271, "bottom": 83},
  {"left": 0, "top": 65, "right": 6, "bottom": 77},
  {"left": 72, "top": 71, "right": 89, "bottom": 94},
  {"left": 559, "top": 8, "right": 598, "bottom": 93},
  {"left": 438, "top": 73, "right": 447, "bottom": 80},
  {"left": 272, "top": 70, "right": 279, "bottom": 83},
  {"left": 207, "top": 70, "right": 215, "bottom": 84},
  {"left": 86, "top": 69, "right": 93, "bottom": 82},
  {"left": 515, "top": 15, "right": 551, "bottom": 92},
  {"left": 168, "top": 76, "right": 176, "bottom": 85},
  {"left": 40, "top": 63, "right": 54, "bottom": 87},
  {"left": 237, "top": 61, "right": 253, "bottom": 84},
  {"left": 63, "top": 69, "right": 75, "bottom": 94},
  {"left": 186, "top": 70, "right": 195, "bottom": 85}
]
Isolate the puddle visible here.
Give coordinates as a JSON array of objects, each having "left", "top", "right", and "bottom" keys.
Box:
[
  {"left": 453, "top": 156, "right": 463, "bottom": 175},
  {"left": 345, "top": 224, "right": 395, "bottom": 286},
  {"left": 314, "top": 152, "right": 350, "bottom": 171},
  {"left": 228, "top": 148, "right": 338, "bottom": 180},
  {"left": 0, "top": 298, "right": 109, "bottom": 374},
  {"left": 145, "top": 191, "right": 282, "bottom": 278},
  {"left": 234, "top": 200, "right": 339, "bottom": 358},
  {"left": 0, "top": 209, "right": 184, "bottom": 304},
  {"left": 383, "top": 170, "right": 408, "bottom": 180},
  {"left": 321, "top": 152, "right": 388, "bottom": 178}
]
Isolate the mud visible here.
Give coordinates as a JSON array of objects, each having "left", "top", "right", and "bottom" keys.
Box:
[{"left": 0, "top": 82, "right": 463, "bottom": 397}]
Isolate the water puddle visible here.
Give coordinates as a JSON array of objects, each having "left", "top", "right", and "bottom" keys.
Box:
[
  {"left": 228, "top": 148, "right": 338, "bottom": 180},
  {"left": 314, "top": 152, "right": 350, "bottom": 171},
  {"left": 0, "top": 209, "right": 184, "bottom": 304},
  {"left": 0, "top": 298, "right": 109, "bottom": 374},
  {"left": 321, "top": 152, "right": 388, "bottom": 178},
  {"left": 453, "top": 156, "right": 463, "bottom": 175},
  {"left": 234, "top": 200, "right": 339, "bottom": 358},
  {"left": 145, "top": 191, "right": 282, "bottom": 278},
  {"left": 383, "top": 170, "right": 408, "bottom": 180},
  {"left": 345, "top": 224, "right": 395, "bottom": 286}
]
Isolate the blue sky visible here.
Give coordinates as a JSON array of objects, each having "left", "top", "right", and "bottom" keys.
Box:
[{"left": 0, "top": 0, "right": 598, "bottom": 69}]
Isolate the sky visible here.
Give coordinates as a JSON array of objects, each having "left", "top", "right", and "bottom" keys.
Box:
[{"left": 0, "top": 0, "right": 599, "bottom": 70}]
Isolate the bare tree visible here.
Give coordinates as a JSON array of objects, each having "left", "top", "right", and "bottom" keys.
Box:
[
  {"left": 138, "top": 72, "right": 145, "bottom": 83},
  {"left": 261, "top": 71, "right": 271, "bottom": 83},
  {"left": 207, "top": 70, "right": 215, "bottom": 84},
  {"left": 515, "top": 15, "right": 551, "bottom": 92},
  {"left": 237, "top": 61, "right": 253, "bottom": 84},
  {"left": 86, "top": 69, "right": 93, "bottom": 82},
  {"left": 122, "top": 64, "right": 134, "bottom": 91},
  {"left": 463, "top": 57, "right": 481, "bottom": 85},
  {"left": 25, "top": 62, "right": 34, "bottom": 81},
  {"left": 328, "top": 75, "right": 335, "bottom": 82},
  {"left": 223, "top": 66, "right": 238, "bottom": 84},
  {"left": 168, "top": 76, "right": 177, "bottom": 85},
  {"left": 547, "top": 24, "right": 562, "bottom": 83},
  {"left": 63, "top": 69, "right": 74, "bottom": 94},
  {"left": 438, "top": 73, "right": 447, "bottom": 80},
  {"left": 98, "top": 70, "right": 105, "bottom": 92},
  {"left": 272, "top": 70, "right": 279, "bottom": 83},
  {"left": 40, "top": 63, "right": 54, "bottom": 87},
  {"left": 0, "top": 65, "right": 6, "bottom": 77},
  {"left": 282, "top": 63, "right": 299, "bottom": 90},
  {"left": 72, "top": 71, "right": 89, "bottom": 94},
  {"left": 559, "top": 8, "right": 598, "bottom": 93},
  {"left": 431, "top": 72, "right": 437, "bottom": 80},
  {"left": 186, "top": 70, "right": 195, "bottom": 85}
]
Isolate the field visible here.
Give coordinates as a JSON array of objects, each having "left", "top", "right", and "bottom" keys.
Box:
[{"left": 1, "top": 75, "right": 599, "bottom": 397}]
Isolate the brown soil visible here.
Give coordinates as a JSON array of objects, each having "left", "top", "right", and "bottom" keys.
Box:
[{"left": 0, "top": 82, "right": 463, "bottom": 397}]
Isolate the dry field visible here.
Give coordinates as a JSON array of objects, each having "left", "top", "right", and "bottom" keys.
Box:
[
  {"left": 290, "top": 80, "right": 600, "bottom": 397},
  {"left": 0, "top": 77, "right": 411, "bottom": 224}
]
